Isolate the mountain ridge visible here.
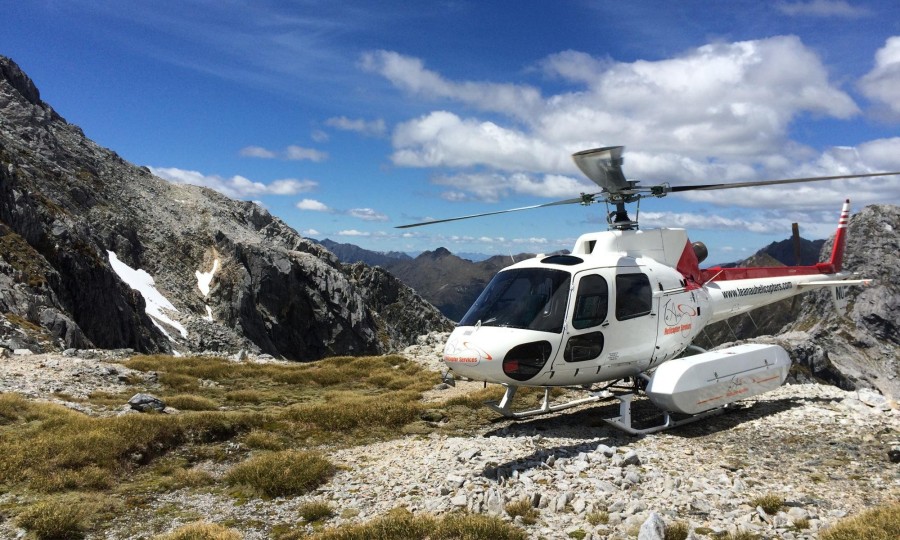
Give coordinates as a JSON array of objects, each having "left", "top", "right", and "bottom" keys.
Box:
[{"left": 0, "top": 55, "right": 452, "bottom": 359}]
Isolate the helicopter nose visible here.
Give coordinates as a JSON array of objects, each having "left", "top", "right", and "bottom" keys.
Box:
[{"left": 442, "top": 328, "right": 556, "bottom": 384}]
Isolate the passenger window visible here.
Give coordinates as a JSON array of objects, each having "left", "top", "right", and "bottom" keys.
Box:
[
  {"left": 572, "top": 274, "right": 608, "bottom": 329},
  {"left": 615, "top": 273, "right": 652, "bottom": 320},
  {"left": 564, "top": 332, "right": 604, "bottom": 362}
]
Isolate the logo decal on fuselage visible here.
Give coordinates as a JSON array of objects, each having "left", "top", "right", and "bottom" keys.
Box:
[{"left": 443, "top": 341, "right": 494, "bottom": 366}]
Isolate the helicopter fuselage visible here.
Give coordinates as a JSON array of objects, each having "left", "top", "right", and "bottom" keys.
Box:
[{"left": 443, "top": 225, "right": 848, "bottom": 388}]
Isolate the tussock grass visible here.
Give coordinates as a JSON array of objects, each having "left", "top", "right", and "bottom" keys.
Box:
[
  {"left": 750, "top": 493, "right": 784, "bottom": 515},
  {"left": 225, "top": 450, "right": 333, "bottom": 498},
  {"left": 665, "top": 521, "right": 690, "bottom": 540},
  {"left": 504, "top": 497, "right": 538, "bottom": 525},
  {"left": 820, "top": 502, "right": 900, "bottom": 540},
  {"left": 586, "top": 510, "right": 609, "bottom": 525},
  {"left": 306, "top": 508, "right": 526, "bottom": 540},
  {"left": 298, "top": 500, "right": 335, "bottom": 523},
  {"left": 165, "top": 395, "right": 219, "bottom": 411},
  {"left": 0, "top": 398, "right": 260, "bottom": 491},
  {"left": 153, "top": 521, "right": 242, "bottom": 540},
  {"left": 16, "top": 492, "right": 107, "bottom": 540}
]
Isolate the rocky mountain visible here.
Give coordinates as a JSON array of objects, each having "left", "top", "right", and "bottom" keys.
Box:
[
  {"left": 315, "top": 238, "right": 413, "bottom": 268},
  {"left": 385, "top": 248, "right": 533, "bottom": 321},
  {"left": 0, "top": 55, "right": 452, "bottom": 360}
]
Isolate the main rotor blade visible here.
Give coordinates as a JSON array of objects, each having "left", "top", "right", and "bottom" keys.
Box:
[
  {"left": 572, "top": 146, "right": 629, "bottom": 192},
  {"left": 395, "top": 195, "right": 595, "bottom": 229},
  {"left": 667, "top": 171, "right": 900, "bottom": 193}
]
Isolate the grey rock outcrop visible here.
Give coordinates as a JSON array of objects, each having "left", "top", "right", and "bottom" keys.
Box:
[{"left": 0, "top": 55, "right": 451, "bottom": 359}]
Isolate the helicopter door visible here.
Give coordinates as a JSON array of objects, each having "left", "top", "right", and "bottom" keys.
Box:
[
  {"left": 558, "top": 273, "right": 610, "bottom": 372},
  {"left": 604, "top": 270, "right": 658, "bottom": 368}
]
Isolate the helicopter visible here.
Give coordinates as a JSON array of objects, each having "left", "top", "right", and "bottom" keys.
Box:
[{"left": 397, "top": 146, "right": 899, "bottom": 434}]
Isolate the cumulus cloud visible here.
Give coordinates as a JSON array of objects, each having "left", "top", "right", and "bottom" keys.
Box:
[
  {"left": 285, "top": 145, "right": 328, "bottom": 162},
  {"left": 338, "top": 229, "right": 370, "bottom": 237},
  {"left": 860, "top": 37, "right": 900, "bottom": 117},
  {"left": 361, "top": 50, "right": 543, "bottom": 120},
  {"left": 776, "top": 0, "right": 870, "bottom": 17},
  {"left": 326, "top": 116, "right": 386, "bottom": 137},
  {"left": 296, "top": 198, "right": 332, "bottom": 212},
  {"left": 150, "top": 167, "right": 317, "bottom": 199},
  {"left": 434, "top": 171, "right": 595, "bottom": 202},
  {"left": 373, "top": 36, "right": 859, "bottom": 185},
  {"left": 302, "top": 228, "right": 320, "bottom": 236},
  {"left": 239, "top": 145, "right": 328, "bottom": 162},
  {"left": 347, "top": 208, "right": 389, "bottom": 221}
]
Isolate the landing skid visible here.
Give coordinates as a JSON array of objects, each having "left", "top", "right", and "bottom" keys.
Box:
[
  {"left": 485, "top": 385, "right": 611, "bottom": 418},
  {"left": 601, "top": 392, "right": 726, "bottom": 435},
  {"left": 484, "top": 384, "right": 726, "bottom": 435}
]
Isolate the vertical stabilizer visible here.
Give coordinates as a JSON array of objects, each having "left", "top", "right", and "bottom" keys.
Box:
[{"left": 828, "top": 199, "right": 851, "bottom": 273}]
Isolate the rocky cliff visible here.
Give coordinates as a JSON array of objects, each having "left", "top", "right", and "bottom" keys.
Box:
[{"left": 0, "top": 55, "right": 452, "bottom": 359}]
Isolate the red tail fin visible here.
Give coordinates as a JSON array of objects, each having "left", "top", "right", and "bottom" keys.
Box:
[{"left": 827, "top": 199, "right": 851, "bottom": 273}]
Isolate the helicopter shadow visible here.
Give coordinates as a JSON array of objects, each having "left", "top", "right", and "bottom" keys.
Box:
[{"left": 478, "top": 394, "right": 819, "bottom": 480}]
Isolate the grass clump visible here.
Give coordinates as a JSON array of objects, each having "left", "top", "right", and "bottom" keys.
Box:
[
  {"left": 298, "top": 500, "right": 335, "bottom": 523},
  {"left": 749, "top": 493, "right": 784, "bottom": 515},
  {"left": 505, "top": 497, "right": 539, "bottom": 525},
  {"left": 225, "top": 450, "right": 333, "bottom": 498},
  {"left": 165, "top": 394, "right": 219, "bottom": 411},
  {"left": 0, "top": 399, "right": 259, "bottom": 492},
  {"left": 153, "top": 521, "right": 242, "bottom": 540},
  {"left": 305, "top": 508, "right": 526, "bottom": 540},
  {"left": 16, "top": 492, "right": 104, "bottom": 540},
  {"left": 665, "top": 521, "right": 690, "bottom": 540},
  {"left": 820, "top": 502, "right": 900, "bottom": 540},
  {"left": 586, "top": 510, "right": 609, "bottom": 525}
]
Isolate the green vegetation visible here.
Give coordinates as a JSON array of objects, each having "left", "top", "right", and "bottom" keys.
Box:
[
  {"left": 225, "top": 450, "right": 333, "bottom": 498},
  {"left": 586, "top": 510, "right": 609, "bottom": 526},
  {"left": 749, "top": 493, "right": 784, "bottom": 515},
  {"left": 297, "top": 500, "right": 336, "bottom": 523},
  {"left": 665, "top": 521, "right": 690, "bottom": 540},
  {"left": 0, "top": 352, "right": 511, "bottom": 538},
  {"left": 153, "top": 521, "right": 242, "bottom": 540},
  {"left": 820, "top": 502, "right": 900, "bottom": 540},
  {"left": 504, "top": 497, "right": 539, "bottom": 525},
  {"left": 304, "top": 508, "right": 527, "bottom": 540}
]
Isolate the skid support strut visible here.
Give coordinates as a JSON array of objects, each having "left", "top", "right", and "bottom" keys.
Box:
[
  {"left": 602, "top": 393, "right": 726, "bottom": 435},
  {"left": 485, "top": 385, "right": 609, "bottom": 419}
]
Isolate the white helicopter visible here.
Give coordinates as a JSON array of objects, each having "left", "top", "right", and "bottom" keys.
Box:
[{"left": 398, "top": 147, "right": 898, "bottom": 434}]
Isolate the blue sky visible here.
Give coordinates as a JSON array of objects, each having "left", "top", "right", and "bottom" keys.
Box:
[{"left": 3, "top": 0, "right": 900, "bottom": 264}]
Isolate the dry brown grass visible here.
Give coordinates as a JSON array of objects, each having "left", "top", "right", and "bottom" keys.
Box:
[
  {"left": 819, "top": 502, "right": 900, "bottom": 540},
  {"left": 225, "top": 450, "right": 334, "bottom": 498},
  {"left": 153, "top": 521, "right": 242, "bottom": 540}
]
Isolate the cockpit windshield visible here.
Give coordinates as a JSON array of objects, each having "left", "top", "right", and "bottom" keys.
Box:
[{"left": 459, "top": 268, "right": 571, "bottom": 333}]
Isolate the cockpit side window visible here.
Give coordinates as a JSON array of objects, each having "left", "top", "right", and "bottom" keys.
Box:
[
  {"left": 615, "top": 273, "right": 652, "bottom": 320},
  {"left": 572, "top": 274, "right": 608, "bottom": 329}
]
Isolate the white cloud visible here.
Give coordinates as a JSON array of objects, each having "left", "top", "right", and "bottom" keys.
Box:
[
  {"left": 302, "top": 228, "right": 320, "bottom": 236},
  {"left": 860, "top": 37, "right": 900, "bottom": 117},
  {"left": 238, "top": 145, "right": 329, "bottom": 162},
  {"left": 311, "top": 130, "right": 329, "bottom": 143},
  {"left": 434, "top": 171, "right": 594, "bottom": 203},
  {"left": 326, "top": 116, "right": 386, "bottom": 137},
  {"left": 239, "top": 145, "right": 277, "bottom": 158},
  {"left": 151, "top": 167, "right": 317, "bottom": 199},
  {"left": 361, "top": 50, "right": 543, "bottom": 120},
  {"left": 347, "top": 208, "right": 389, "bottom": 221},
  {"left": 776, "top": 0, "right": 870, "bottom": 17},
  {"left": 285, "top": 145, "right": 328, "bottom": 162},
  {"left": 296, "top": 198, "right": 332, "bottom": 212},
  {"left": 375, "top": 36, "right": 859, "bottom": 184},
  {"left": 338, "top": 229, "right": 370, "bottom": 237}
]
